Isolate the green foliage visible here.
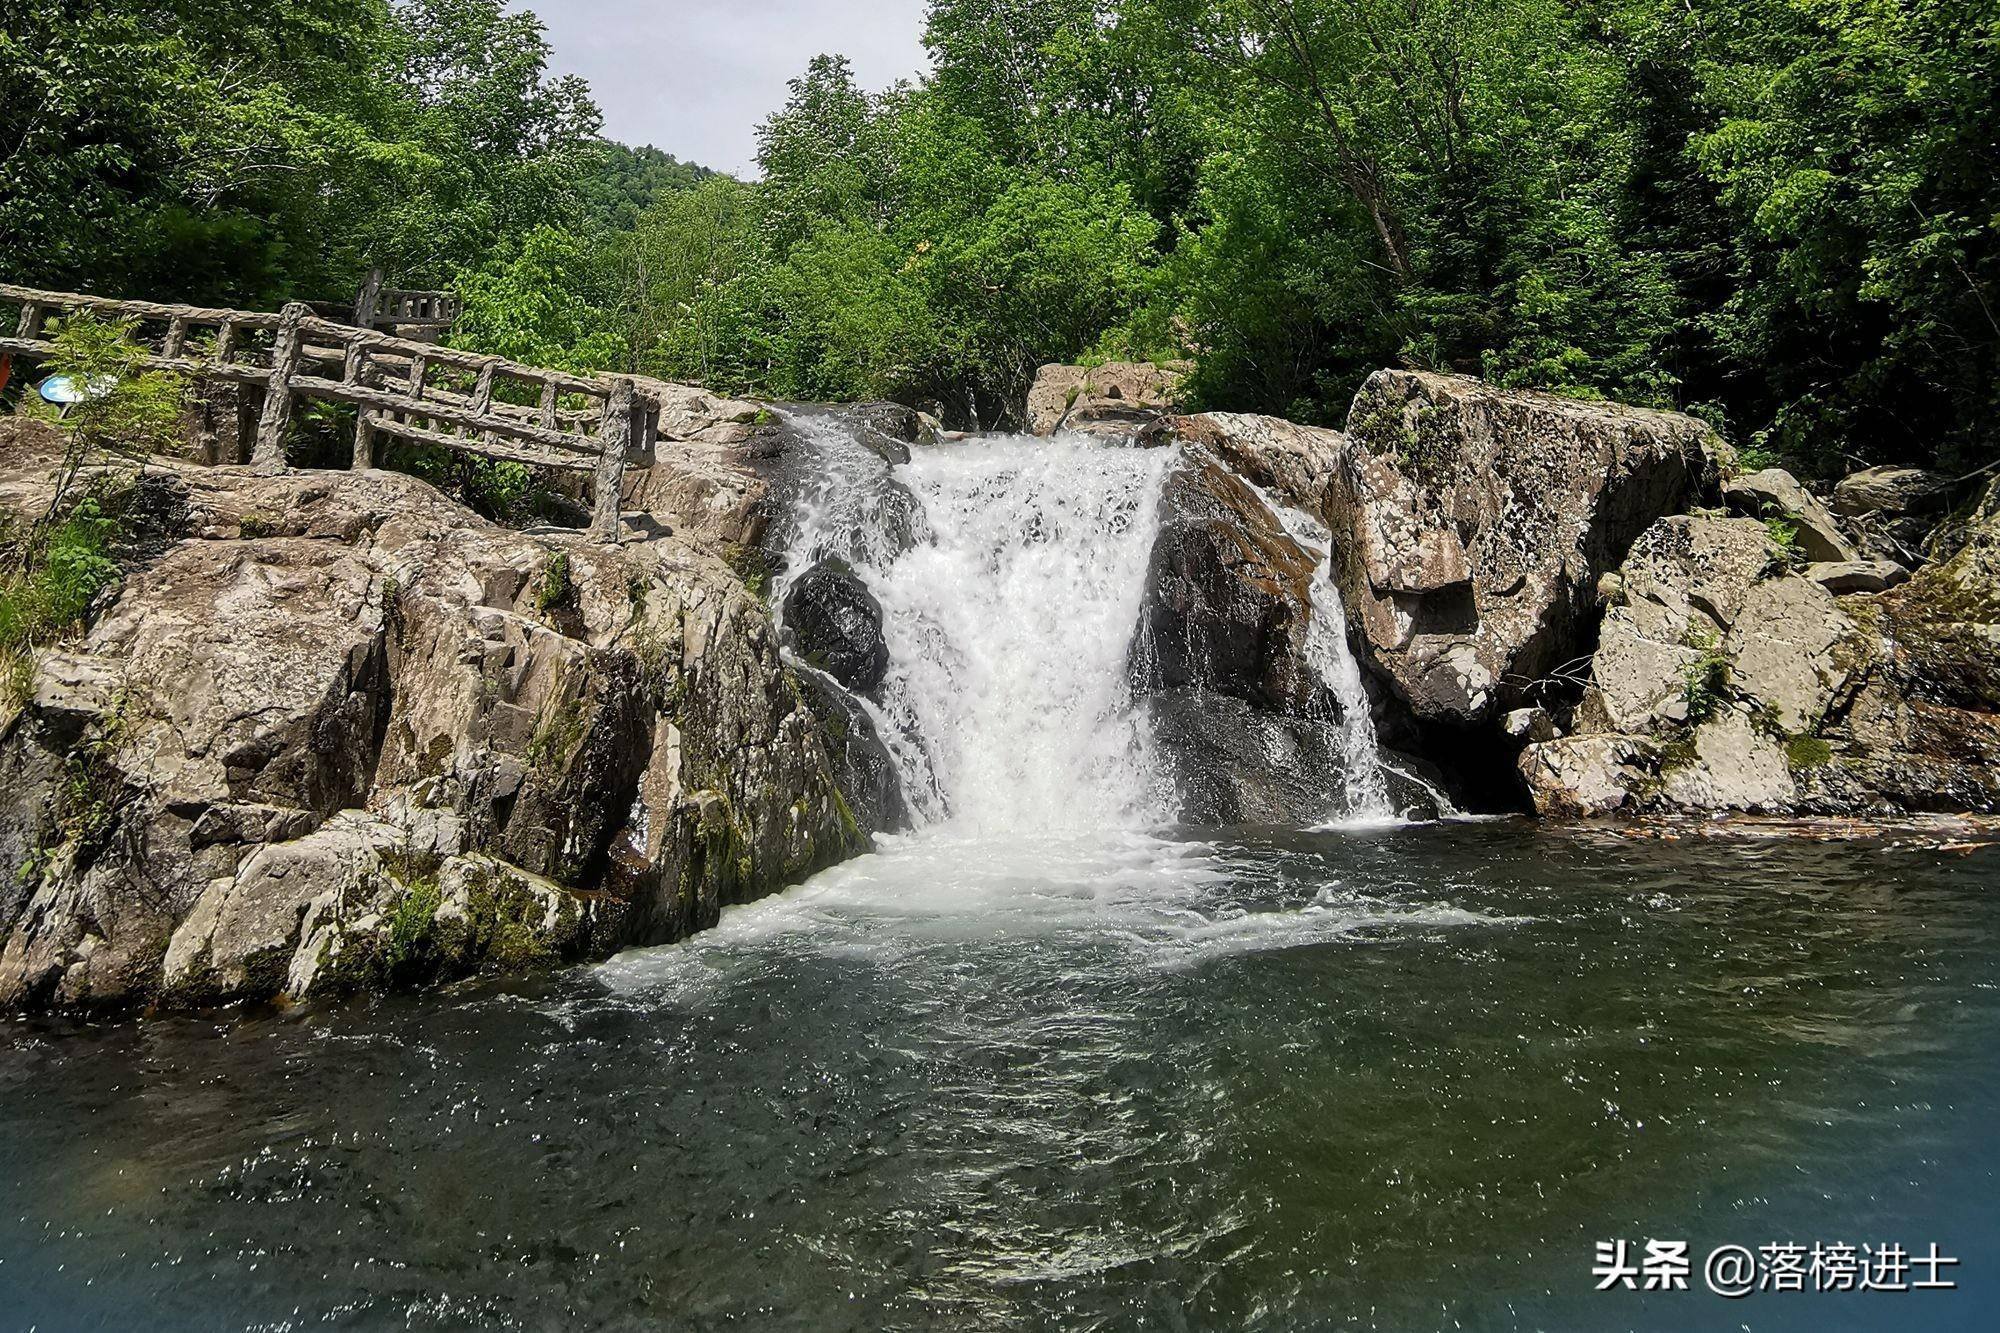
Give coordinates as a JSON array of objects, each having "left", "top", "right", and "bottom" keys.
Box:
[
  {"left": 1763, "top": 516, "right": 1804, "bottom": 566},
  {"left": 722, "top": 543, "right": 769, "bottom": 599},
  {"left": 534, "top": 552, "right": 574, "bottom": 614},
  {"left": 1680, "top": 629, "right": 1732, "bottom": 725},
  {"left": 19, "top": 0, "right": 1998, "bottom": 470},
  {"left": 1785, "top": 734, "right": 1833, "bottom": 771},
  {"left": 381, "top": 867, "right": 445, "bottom": 977},
  {"left": 43, "top": 315, "right": 188, "bottom": 463},
  {"left": 451, "top": 225, "right": 626, "bottom": 373},
  {"left": 0, "top": 497, "right": 124, "bottom": 705},
  {"left": 2, "top": 0, "right": 601, "bottom": 305}
]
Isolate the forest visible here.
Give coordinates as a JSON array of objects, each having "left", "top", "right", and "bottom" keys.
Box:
[{"left": 4, "top": 0, "right": 1995, "bottom": 474}]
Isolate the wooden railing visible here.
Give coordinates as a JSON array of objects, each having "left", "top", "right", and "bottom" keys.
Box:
[
  {"left": 0, "top": 284, "right": 653, "bottom": 542},
  {"left": 352, "top": 269, "right": 459, "bottom": 340}
]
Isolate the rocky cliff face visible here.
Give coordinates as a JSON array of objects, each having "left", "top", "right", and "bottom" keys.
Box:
[
  {"left": 1521, "top": 477, "right": 2000, "bottom": 817},
  {"left": 0, "top": 420, "right": 870, "bottom": 1013},
  {"left": 1327, "top": 371, "right": 1729, "bottom": 731},
  {"left": 1158, "top": 374, "right": 1730, "bottom": 804},
  {"left": 1140, "top": 366, "right": 1996, "bottom": 821}
]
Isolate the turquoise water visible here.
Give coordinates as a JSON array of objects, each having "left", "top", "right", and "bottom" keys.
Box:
[{"left": 1, "top": 822, "right": 1995, "bottom": 1330}]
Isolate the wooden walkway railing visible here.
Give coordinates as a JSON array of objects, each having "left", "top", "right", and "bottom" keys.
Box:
[{"left": 0, "top": 283, "right": 654, "bottom": 542}]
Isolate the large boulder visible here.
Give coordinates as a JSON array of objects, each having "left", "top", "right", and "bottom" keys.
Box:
[
  {"left": 1520, "top": 475, "right": 2000, "bottom": 817},
  {"left": 1576, "top": 515, "right": 1781, "bottom": 736},
  {"left": 1326, "top": 371, "right": 1729, "bottom": 730},
  {"left": 0, "top": 422, "right": 874, "bottom": 1014},
  {"left": 1135, "top": 455, "right": 1327, "bottom": 714},
  {"left": 1027, "top": 361, "right": 1191, "bottom": 436},
  {"left": 781, "top": 560, "right": 889, "bottom": 693},
  {"left": 1133, "top": 452, "right": 1403, "bottom": 824}
]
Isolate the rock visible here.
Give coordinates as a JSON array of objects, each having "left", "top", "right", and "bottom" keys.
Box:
[
  {"left": 1134, "top": 456, "right": 1327, "bottom": 713},
  {"left": 833, "top": 401, "right": 935, "bottom": 452},
  {"left": 0, "top": 439, "right": 873, "bottom": 1014},
  {"left": 781, "top": 561, "right": 889, "bottom": 693},
  {"left": 1580, "top": 516, "right": 1776, "bottom": 735},
  {"left": 1833, "top": 466, "right": 1957, "bottom": 565},
  {"left": 1501, "top": 707, "right": 1559, "bottom": 746},
  {"left": 1793, "top": 474, "right": 2000, "bottom": 814},
  {"left": 1653, "top": 709, "right": 1797, "bottom": 813},
  {"left": 1521, "top": 477, "right": 2000, "bottom": 818},
  {"left": 1805, "top": 560, "right": 1908, "bottom": 595},
  {"left": 1516, "top": 735, "right": 1654, "bottom": 817},
  {"left": 1722, "top": 468, "right": 1860, "bottom": 563},
  {"left": 1134, "top": 451, "right": 1405, "bottom": 823},
  {"left": 1027, "top": 361, "right": 1192, "bottom": 437},
  {"left": 289, "top": 851, "right": 612, "bottom": 1001},
  {"left": 1833, "top": 466, "right": 1954, "bottom": 520},
  {"left": 1148, "top": 695, "right": 1443, "bottom": 825},
  {"left": 164, "top": 814, "right": 400, "bottom": 1003},
  {"left": 1328, "top": 370, "right": 1728, "bottom": 728},
  {"left": 1726, "top": 576, "right": 1855, "bottom": 734},
  {"left": 793, "top": 670, "right": 908, "bottom": 836},
  {"left": 1164, "top": 413, "right": 1345, "bottom": 513}
]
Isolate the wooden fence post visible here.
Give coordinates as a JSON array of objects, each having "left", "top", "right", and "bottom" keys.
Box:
[
  {"left": 591, "top": 377, "right": 636, "bottom": 543},
  {"left": 353, "top": 268, "right": 384, "bottom": 329},
  {"left": 343, "top": 339, "right": 376, "bottom": 469},
  {"left": 252, "top": 302, "right": 308, "bottom": 472}
]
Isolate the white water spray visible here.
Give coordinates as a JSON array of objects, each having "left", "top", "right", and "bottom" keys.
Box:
[{"left": 773, "top": 418, "right": 1406, "bottom": 833}]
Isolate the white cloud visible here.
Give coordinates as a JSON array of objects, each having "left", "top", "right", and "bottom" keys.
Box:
[{"left": 521, "top": 0, "right": 931, "bottom": 176}]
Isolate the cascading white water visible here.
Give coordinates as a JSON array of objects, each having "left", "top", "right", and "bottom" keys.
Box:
[
  {"left": 773, "top": 415, "right": 1406, "bottom": 834},
  {"left": 1238, "top": 481, "right": 1396, "bottom": 823},
  {"left": 864, "top": 436, "right": 1177, "bottom": 834}
]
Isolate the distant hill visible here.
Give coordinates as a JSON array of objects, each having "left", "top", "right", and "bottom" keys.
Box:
[{"left": 578, "top": 141, "right": 722, "bottom": 232}]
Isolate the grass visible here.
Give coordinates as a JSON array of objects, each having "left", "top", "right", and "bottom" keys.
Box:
[
  {"left": 535, "top": 551, "right": 575, "bottom": 614},
  {"left": 1680, "top": 629, "right": 1732, "bottom": 725},
  {"left": 0, "top": 495, "right": 123, "bottom": 707}
]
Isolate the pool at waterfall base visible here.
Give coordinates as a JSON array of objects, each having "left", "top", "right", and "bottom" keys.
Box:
[{"left": 3, "top": 821, "right": 1996, "bottom": 1330}]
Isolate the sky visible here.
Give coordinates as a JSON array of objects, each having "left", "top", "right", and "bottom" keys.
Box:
[{"left": 523, "top": 1, "right": 932, "bottom": 177}]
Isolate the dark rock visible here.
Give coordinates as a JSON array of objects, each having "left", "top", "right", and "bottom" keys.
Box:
[
  {"left": 1134, "top": 457, "right": 1326, "bottom": 713},
  {"left": 795, "top": 670, "right": 909, "bottom": 836},
  {"left": 834, "top": 401, "right": 935, "bottom": 454},
  {"left": 1149, "top": 695, "right": 1447, "bottom": 825},
  {"left": 782, "top": 561, "right": 889, "bottom": 693}
]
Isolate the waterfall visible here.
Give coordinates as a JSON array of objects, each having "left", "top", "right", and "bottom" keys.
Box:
[
  {"left": 773, "top": 416, "right": 1403, "bottom": 835},
  {"left": 1238, "top": 481, "right": 1396, "bottom": 823},
  {"left": 865, "top": 436, "right": 1177, "bottom": 834}
]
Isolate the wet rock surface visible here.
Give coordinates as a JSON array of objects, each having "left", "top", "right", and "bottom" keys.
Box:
[{"left": 782, "top": 561, "right": 889, "bottom": 693}]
